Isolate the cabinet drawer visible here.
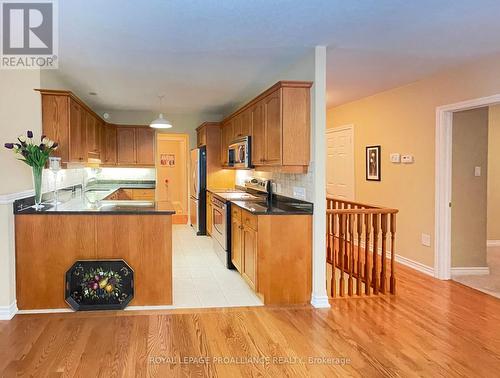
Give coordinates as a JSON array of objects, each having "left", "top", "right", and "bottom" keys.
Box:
[
  {"left": 232, "top": 206, "right": 242, "bottom": 220},
  {"left": 242, "top": 210, "right": 257, "bottom": 230}
]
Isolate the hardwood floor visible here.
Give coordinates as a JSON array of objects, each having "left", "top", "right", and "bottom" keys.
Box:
[{"left": 1, "top": 264, "right": 500, "bottom": 377}]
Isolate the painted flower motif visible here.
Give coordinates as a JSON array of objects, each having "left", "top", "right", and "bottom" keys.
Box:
[
  {"left": 18, "top": 135, "right": 26, "bottom": 143},
  {"left": 27, "top": 130, "right": 33, "bottom": 138},
  {"left": 4, "top": 143, "right": 13, "bottom": 149}
]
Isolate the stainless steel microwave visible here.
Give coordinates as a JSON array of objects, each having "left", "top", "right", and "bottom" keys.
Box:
[{"left": 228, "top": 136, "right": 251, "bottom": 168}]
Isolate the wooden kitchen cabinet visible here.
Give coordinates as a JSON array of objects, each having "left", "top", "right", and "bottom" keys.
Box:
[
  {"left": 69, "top": 99, "right": 87, "bottom": 162},
  {"left": 103, "top": 124, "right": 117, "bottom": 165},
  {"left": 206, "top": 191, "right": 213, "bottom": 235},
  {"left": 231, "top": 207, "right": 258, "bottom": 289},
  {"left": 39, "top": 90, "right": 106, "bottom": 164},
  {"left": 231, "top": 206, "right": 242, "bottom": 271},
  {"left": 116, "top": 127, "right": 136, "bottom": 164},
  {"left": 232, "top": 114, "right": 242, "bottom": 139},
  {"left": 15, "top": 213, "right": 173, "bottom": 309},
  {"left": 251, "top": 102, "right": 265, "bottom": 165},
  {"left": 135, "top": 127, "right": 155, "bottom": 165},
  {"left": 261, "top": 90, "right": 282, "bottom": 165},
  {"left": 117, "top": 126, "right": 155, "bottom": 166},
  {"left": 38, "top": 89, "right": 155, "bottom": 168},
  {"left": 197, "top": 125, "right": 207, "bottom": 147},
  {"left": 240, "top": 109, "right": 251, "bottom": 137},
  {"left": 242, "top": 225, "right": 257, "bottom": 289},
  {"left": 131, "top": 188, "right": 155, "bottom": 200},
  {"left": 230, "top": 205, "right": 312, "bottom": 305},
  {"left": 106, "top": 188, "right": 155, "bottom": 201},
  {"left": 220, "top": 121, "right": 233, "bottom": 165},
  {"left": 220, "top": 81, "right": 312, "bottom": 173},
  {"left": 86, "top": 112, "right": 101, "bottom": 159}
]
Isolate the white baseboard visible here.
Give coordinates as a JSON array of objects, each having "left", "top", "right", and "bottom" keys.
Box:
[
  {"left": 451, "top": 267, "right": 490, "bottom": 276},
  {"left": 393, "top": 254, "right": 435, "bottom": 277},
  {"left": 125, "top": 305, "right": 176, "bottom": 311},
  {"left": 310, "top": 294, "right": 331, "bottom": 308},
  {"left": 487, "top": 240, "right": 500, "bottom": 247},
  {"left": 17, "top": 308, "right": 73, "bottom": 315},
  {"left": 17, "top": 305, "right": 181, "bottom": 315},
  {"left": 0, "top": 301, "right": 18, "bottom": 320},
  {"left": 354, "top": 240, "right": 435, "bottom": 277}
]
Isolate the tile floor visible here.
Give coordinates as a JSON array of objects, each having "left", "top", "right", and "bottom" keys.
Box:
[
  {"left": 172, "top": 225, "right": 263, "bottom": 308},
  {"left": 453, "top": 247, "right": 500, "bottom": 299}
]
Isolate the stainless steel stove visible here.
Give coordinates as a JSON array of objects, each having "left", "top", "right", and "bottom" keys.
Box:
[{"left": 210, "top": 178, "right": 271, "bottom": 268}]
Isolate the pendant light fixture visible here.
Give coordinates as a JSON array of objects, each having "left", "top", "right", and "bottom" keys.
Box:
[{"left": 150, "top": 95, "right": 173, "bottom": 129}]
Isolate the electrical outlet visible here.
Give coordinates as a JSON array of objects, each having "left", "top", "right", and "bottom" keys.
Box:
[
  {"left": 421, "top": 233, "right": 431, "bottom": 247},
  {"left": 293, "top": 186, "right": 306, "bottom": 200},
  {"left": 401, "top": 154, "right": 414, "bottom": 164}
]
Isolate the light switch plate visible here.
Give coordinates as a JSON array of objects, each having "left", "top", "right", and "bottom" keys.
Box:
[
  {"left": 390, "top": 153, "right": 401, "bottom": 163},
  {"left": 293, "top": 186, "right": 306, "bottom": 200},
  {"left": 474, "top": 166, "right": 481, "bottom": 177},
  {"left": 421, "top": 233, "right": 431, "bottom": 247}
]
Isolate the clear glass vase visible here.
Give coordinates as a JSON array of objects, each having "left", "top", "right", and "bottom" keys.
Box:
[{"left": 32, "top": 166, "right": 44, "bottom": 210}]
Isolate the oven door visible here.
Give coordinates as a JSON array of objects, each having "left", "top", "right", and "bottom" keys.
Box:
[{"left": 212, "top": 203, "right": 227, "bottom": 250}]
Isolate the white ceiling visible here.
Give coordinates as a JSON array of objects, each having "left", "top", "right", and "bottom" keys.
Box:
[{"left": 57, "top": 0, "right": 500, "bottom": 114}]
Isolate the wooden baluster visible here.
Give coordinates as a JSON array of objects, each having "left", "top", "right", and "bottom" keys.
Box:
[
  {"left": 372, "top": 214, "right": 380, "bottom": 295},
  {"left": 390, "top": 213, "right": 397, "bottom": 295},
  {"left": 364, "top": 213, "right": 371, "bottom": 295},
  {"left": 344, "top": 204, "right": 350, "bottom": 268},
  {"left": 338, "top": 213, "right": 345, "bottom": 297},
  {"left": 326, "top": 203, "right": 332, "bottom": 264},
  {"left": 330, "top": 212, "right": 336, "bottom": 298},
  {"left": 356, "top": 213, "right": 363, "bottom": 296},
  {"left": 380, "top": 213, "right": 388, "bottom": 294},
  {"left": 332, "top": 202, "right": 337, "bottom": 270},
  {"left": 348, "top": 214, "right": 354, "bottom": 296}
]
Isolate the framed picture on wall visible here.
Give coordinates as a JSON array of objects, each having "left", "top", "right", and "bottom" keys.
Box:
[
  {"left": 366, "top": 146, "right": 381, "bottom": 181},
  {"left": 160, "top": 153, "right": 176, "bottom": 167}
]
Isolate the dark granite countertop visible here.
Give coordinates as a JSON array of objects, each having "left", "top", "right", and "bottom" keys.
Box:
[
  {"left": 231, "top": 195, "right": 313, "bottom": 215},
  {"left": 13, "top": 181, "right": 174, "bottom": 215}
]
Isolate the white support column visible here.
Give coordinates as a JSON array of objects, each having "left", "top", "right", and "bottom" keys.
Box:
[{"left": 310, "top": 46, "right": 330, "bottom": 308}]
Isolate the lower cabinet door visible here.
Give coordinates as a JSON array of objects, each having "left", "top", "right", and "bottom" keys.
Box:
[
  {"left": 242, "top": 226, "right": 257, "bottom": 289},
  {"left": 231, "top": 218, "right": 242, "bottom": 272}
]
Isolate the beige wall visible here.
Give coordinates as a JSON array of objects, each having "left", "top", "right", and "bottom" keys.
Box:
[
  {"left": 451, "top": 108, "right": 488, "bottom": 267},
  {"left": 488, "top": 105, "right": 500, "bottom": 241},
  {"left": 0, "top": 70, "right": 42, "bottom": 195},
  {"left": 95, "top": 110, "right": 222, "bottom": 149},
  {"left": 327, "top": 53, "right": 500, "bottom": 268},
  {"left": 0, "top": 69, "right": 42, "bottom": 309}
]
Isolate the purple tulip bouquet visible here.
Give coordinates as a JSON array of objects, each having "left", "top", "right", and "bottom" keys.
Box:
[{"left": 5, "top": 131, "right": 58, "bottom": 209}]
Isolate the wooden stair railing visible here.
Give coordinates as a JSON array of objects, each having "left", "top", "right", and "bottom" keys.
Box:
[{"left": 326, "top": 197, "right": 398, "bottom": 298}]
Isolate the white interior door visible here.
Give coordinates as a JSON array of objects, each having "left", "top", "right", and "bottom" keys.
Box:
[{"left": 326, "top": 125, "right": 355, "bottom": 200}]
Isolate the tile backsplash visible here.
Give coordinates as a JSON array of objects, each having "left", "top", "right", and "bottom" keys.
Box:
[
  {"left": 41, "top": 167, "right": 156, "bottom": 193},
  {"left": 235, "top": 169, "right": 313, "bottom": 202}
]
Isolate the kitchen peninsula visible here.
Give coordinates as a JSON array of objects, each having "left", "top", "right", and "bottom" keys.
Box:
[{"left": 14, "top": 183, "right": 175, "bottom": 310}]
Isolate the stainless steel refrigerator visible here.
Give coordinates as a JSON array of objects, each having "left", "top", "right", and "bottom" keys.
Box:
[{"left": 190, "top": 146, "right": 207, "bottom": 235}]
